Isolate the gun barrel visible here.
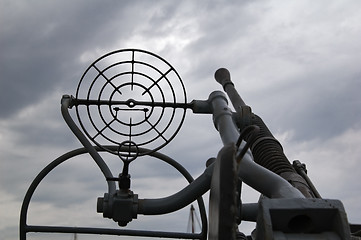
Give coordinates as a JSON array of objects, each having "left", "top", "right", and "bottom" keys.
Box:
[{"left": 214, "top": 68, "right": 246, "bottom": 111}]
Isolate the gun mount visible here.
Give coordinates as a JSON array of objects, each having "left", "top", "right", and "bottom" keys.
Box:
[{"left": 20, "top": 49, "right": 361, "bottom": 239}]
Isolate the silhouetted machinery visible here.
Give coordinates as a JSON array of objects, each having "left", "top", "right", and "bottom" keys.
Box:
[{"left": 20, "top": 49, "right": 361, "bottom": 239}]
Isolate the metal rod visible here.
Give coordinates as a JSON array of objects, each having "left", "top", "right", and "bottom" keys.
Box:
[
  {"left": 72, "top": 97, "right": 216, "bottom": 116},
  {"left": 25, "top": 225, "right": 202, "bottom": 239},
  {"left": 20, "top": 146, "right": 208, "bottom": 240},
  {"left": 72, "top": 97, "right": 193, "bottom": 109},
  {"left": 293, "top": 160, "right": 322, "bottom": 198}
]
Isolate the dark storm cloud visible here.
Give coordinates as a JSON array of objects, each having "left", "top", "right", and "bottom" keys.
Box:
[{"left": 0, "top": 0, "right": 161, "bottom": 118}]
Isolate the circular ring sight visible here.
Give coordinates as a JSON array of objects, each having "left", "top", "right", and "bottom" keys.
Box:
[{"left": 75, "top": 49, "right": 187, "bottom": 158}]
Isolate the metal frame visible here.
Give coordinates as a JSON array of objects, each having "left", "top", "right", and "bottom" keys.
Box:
[
  {"left": 19, "top": 50, "right": 361, "bottom": 239},
  {"left": 20, "top": 146, "right": 208, "bottom": 239},
  {"left": 74, "top": 49, "right": 188, "bottom": 157}
]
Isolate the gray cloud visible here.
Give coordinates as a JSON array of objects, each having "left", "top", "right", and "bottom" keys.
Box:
[{"left": 0, "top": 0, "right": 161, "bottom": 118}]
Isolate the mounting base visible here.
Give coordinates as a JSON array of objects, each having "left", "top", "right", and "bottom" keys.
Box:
[{"left": 254, "top": 198, "right": 351, "bottom": 240}]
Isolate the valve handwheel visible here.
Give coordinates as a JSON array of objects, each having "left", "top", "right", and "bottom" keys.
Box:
[{"left": 75, "top": 49, "right": 187, "bottom": 159}]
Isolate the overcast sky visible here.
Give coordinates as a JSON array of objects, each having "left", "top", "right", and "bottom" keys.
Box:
[{"left": 1, "top": 1, "right": 361, "bottom": 239}]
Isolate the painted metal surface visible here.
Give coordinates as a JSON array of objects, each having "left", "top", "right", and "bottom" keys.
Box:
[{"left": 20, "top": 49, "right": 360, "bottom": 239}]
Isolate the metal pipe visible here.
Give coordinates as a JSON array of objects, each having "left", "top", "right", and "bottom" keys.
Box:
[
  {"left": 20, "top": 146, "right": 208, "bottom": 240},
  {"left": 138, "top": 164, "right": 213, "bottom": 215},
  {"left": 240, "top": 203, "right": 258, "bottom": 222},
  {"left": 208, "top": 91, "right": 304, "bottom": 199},
  {"left": 25, "top": 225, "right": 202, "bottom": 239},
  {"left": 61, "top": 95, "right": 116, "bottom": 194}
]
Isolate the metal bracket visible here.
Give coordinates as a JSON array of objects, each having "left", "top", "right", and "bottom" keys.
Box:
[
  {"left": 254, "top": 198, "right": 351, "bottom": 240},
  {"left": 97, "top": 190, "right": 138, "bottom": 227}
]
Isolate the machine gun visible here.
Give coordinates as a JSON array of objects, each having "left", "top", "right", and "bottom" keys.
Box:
[{"left": 20, "top": 49, "right": 361, "bottom": 239}]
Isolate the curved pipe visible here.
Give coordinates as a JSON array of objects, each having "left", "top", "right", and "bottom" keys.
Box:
[
  {"left": 61, "top": 95, "right": 116, "bottom": 194},
  {"left": 20, "top": 147, "right": 97, "bottom": 240},
  {"left": 20, "top": 146, "right": 208, "bottom": 240},
  {"left": 138, "top": 164, "right": 213, "bottom": 215}
]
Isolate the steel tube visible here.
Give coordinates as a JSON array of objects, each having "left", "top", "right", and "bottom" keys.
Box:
[
  {"left": 25, "top": 225, "right": 202, "bottom": 239},
  {"left": 61, "top": 95, "right": 116, "bottom": 194},
  {"left": 20, "top": 146, "right": 208, "bottom": 240},
  {"left": 138, "top": 165, "right": 213, "bottom": 215},
  {"left": 208, "top": 91, "right": 304, "bottom": 199},
  {"left": 214, "top": 68, "right": 246, "bottom": 111}
]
